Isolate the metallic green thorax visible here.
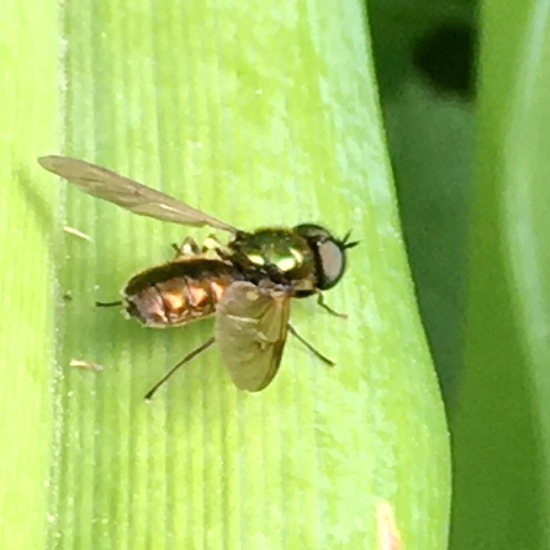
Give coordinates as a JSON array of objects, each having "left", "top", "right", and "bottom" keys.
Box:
[{"left": 230, "top": 229, "right": 317, "bottom": 291}]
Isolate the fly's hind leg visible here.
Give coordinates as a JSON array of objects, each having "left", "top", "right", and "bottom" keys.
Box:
[
  {"left": 287, "top": 324, "right": 335, "bottom": 366},
  {"left": 144, "top": 336, "right": 216, "bottom": 400}
]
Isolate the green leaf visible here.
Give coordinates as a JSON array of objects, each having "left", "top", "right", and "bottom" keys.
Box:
[
  {"left": 2, "top": 1, "right": 449, "bottom": 548},
  {"left": 451, "top": 0, "right": 550, "bottom": 547},
  {"left": 0, "top": 2, "right": 59, "bottom": 549}
]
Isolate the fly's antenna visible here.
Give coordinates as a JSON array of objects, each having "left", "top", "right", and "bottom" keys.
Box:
[
  {"left": 144, "top": 337, "right": 216, "bottom": 400},
  {"left": 341, "top": 230, "right": 359, "bottom": 250}
]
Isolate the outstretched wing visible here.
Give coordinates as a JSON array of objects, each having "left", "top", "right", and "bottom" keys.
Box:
[
  {"left": 215, "top": 281, "right": 291, "bottom": 392},
  {"left": 38, "top": 155, "right": 236, "bottom": 233}
]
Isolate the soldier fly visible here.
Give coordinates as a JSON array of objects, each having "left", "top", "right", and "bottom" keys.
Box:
[{"left": 39, "top": 156, "right": 358, "bottom": 397}]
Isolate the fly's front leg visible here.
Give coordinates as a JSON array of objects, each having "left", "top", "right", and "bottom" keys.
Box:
[
  {"left": 316, "top": 292, "right": 347, "bottom": 319},
  {"left": 171, "top": 237, "right": 201, "bottom": 259}
]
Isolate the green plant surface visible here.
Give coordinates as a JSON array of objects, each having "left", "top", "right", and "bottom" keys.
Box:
[
  {"left": 2, "top": 1, "right": 450, "bottom": 548},
  {"left": 0, "top": 2, "right": 59, "bottom": 549},
  {"left": 451, "top": 0, "right": 550, "bottom": 547}
]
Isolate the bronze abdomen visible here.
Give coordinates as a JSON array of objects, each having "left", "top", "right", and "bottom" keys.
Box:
[{"left": 123, "top": 259, "right": 243, "bottom": 328}]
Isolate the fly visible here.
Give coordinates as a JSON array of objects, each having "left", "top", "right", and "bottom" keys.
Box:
[{"left": 39, "top": 155, "right": 358, "bottom": 396}]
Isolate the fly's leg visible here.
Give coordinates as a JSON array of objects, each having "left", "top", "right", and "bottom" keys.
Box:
[
  {"left": 96, "top": 300, "right": 123, "bottom": 307},
  {"left": 173, "top": 235, "right": 226, "bottom": 260},
  {"left": 214, "top": 243, "right": 249, "bottom": 268},
  {"left": 215, "top": 247, "right": 237, "bottom": 263},
  {"left": 171, "top": 237, "right": 201, "bottom": 259},
  {"left": 144, "top": 336, "right": 216, "bottom": 400},
  {"left": 202, "top": 234, "right": 223, "bottom": 253},
  {"left": 287, "top": 324, "right": 335, "bottom": 366},
  {"left": 316, "top": 292, "right": 347, "bottom": 319}
]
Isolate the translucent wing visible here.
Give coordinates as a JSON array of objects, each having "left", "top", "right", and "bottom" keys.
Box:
[
  {"left": 215, "top": 281, "right": 291, "bottom": 392},
  {"left": 38, "top": 155, "right": 236, "bottom": 233}
]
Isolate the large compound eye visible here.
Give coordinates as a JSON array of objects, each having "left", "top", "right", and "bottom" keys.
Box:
[
  {"left": 316, "top": 238, "right": 346, "bottom": 289},
  {"left": 294, "top": 224, "right": 348, "bottom": 290}
]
